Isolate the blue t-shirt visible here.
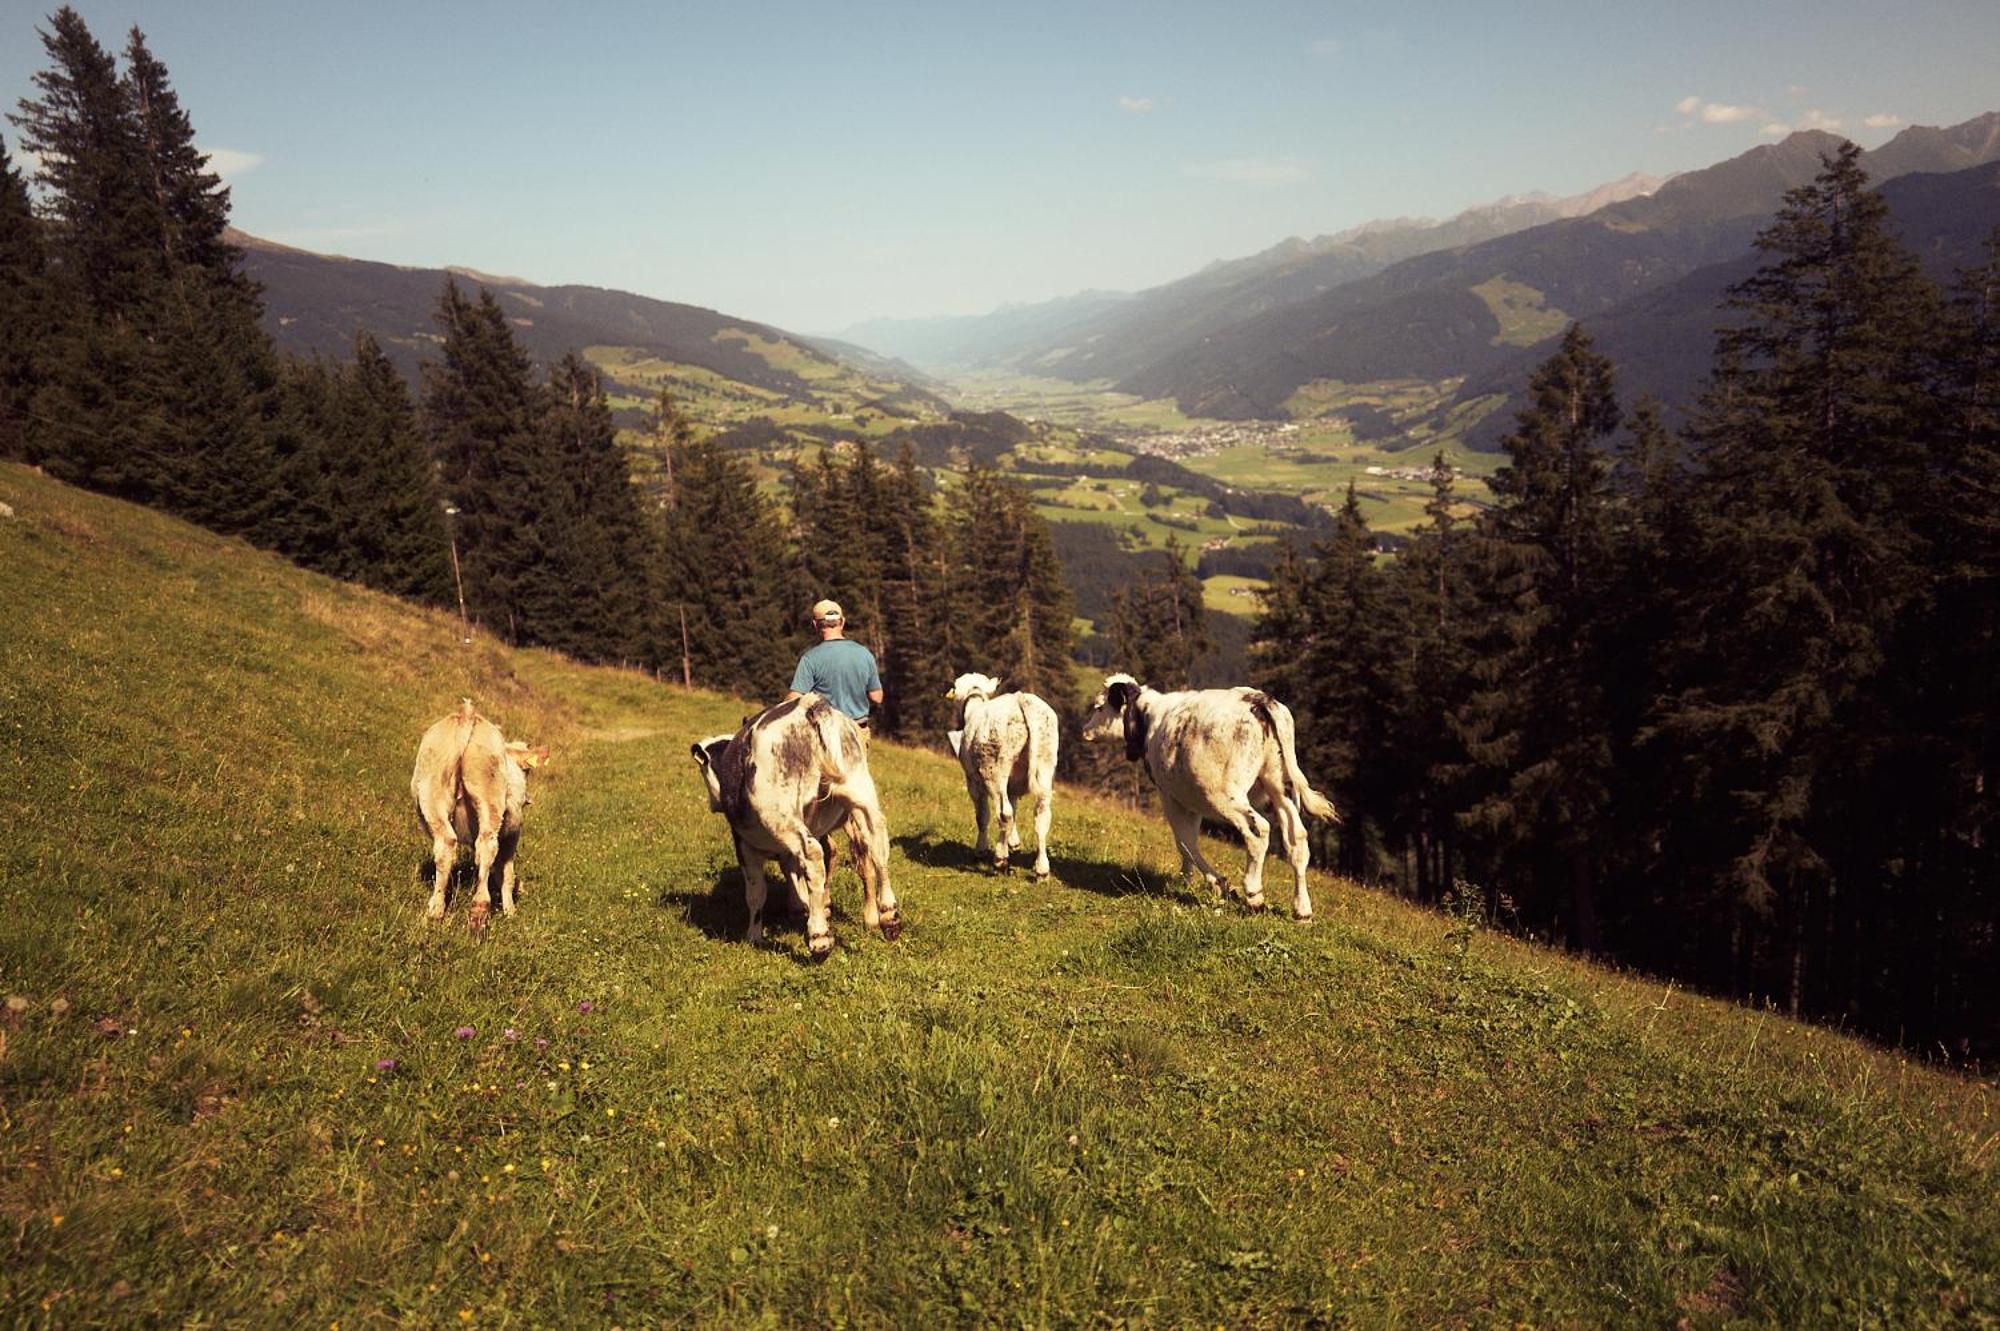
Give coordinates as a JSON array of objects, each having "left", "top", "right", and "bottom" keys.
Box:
[{"left": 789, "top": 638, "right": 882, "bottom": 720}]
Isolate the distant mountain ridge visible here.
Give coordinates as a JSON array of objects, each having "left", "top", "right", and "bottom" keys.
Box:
[
  {"left": 1452, "top": 156, "right": 2000, "bottom": 448},
  {"left": 234, "top": 230, "right": 946, "bottom": 414},
  {"left": 1117, "top": 112, "right": 2000, "bottom": 423},
  {"left": 832, "top": 172, "right": 1665, "bottom": 375}
]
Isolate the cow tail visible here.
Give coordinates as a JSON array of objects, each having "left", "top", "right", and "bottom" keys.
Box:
[
  {"left": 804, "top": 696, "right": 860, "bottom": 775},
  {"left": 449, "top": 699, "right": 482, "bottom": 801},
  {"left": 1017, "top": 694, "right": 1042, "bottom": 778},
  {"left": 1247, "top": 693, "right": 1341, "bottom": 824}
]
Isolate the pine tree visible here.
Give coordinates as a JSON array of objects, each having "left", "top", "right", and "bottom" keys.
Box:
[
  {"left": 536, "top": 352, "right": 658, "bottom": 665},
  {"left": 1380, "top": 452, "right": 1477, "bottom": 901},
  {"left": 1455, "top": 324, "right": 1622, "bottom": 949},
  {"left": 944, "top": 465, "right": 1075, "bottom": 704},
  {"left": 0, "top": 133, "right": 45, "bottom": 460},
  {"left": 421, "top": 279, "right": 548, "bottom": 642},
  {"left": 11, "top": 12, "right": 282, "bottom": 532},
  {"left": 1656, "top": 147, "right": 1941, "bottom": 1014},
  {"left": 657, "top": 434, "right": 798, "bottom": 696},
  {"left": 11, "top": 7, "right": 169, "bottom": 494},
  {"left": 330, "top": 333, "right": 454, "bottom": 602},
  {"left": 1107, "top": 533, "right": 1211, "bottom": 690},
  {"left": 879, "top": 449, "right": 958, "bottom": 735},
  {"left": 1262, "top": 483, "right": 1397, "bottom": 878},
  {"left": 121, "top": 27, "right": 242, "bottom": 283},
  {"left": 9, "top": 7, "right": 160, "bottom": 320},
  {"left": 638, "top": 387, "right": 696, "bottom": 512}
]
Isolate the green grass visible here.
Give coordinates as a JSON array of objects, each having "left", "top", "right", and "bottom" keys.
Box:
[
  {"left": 1470, "top": 277, "right": 1572, "bottom": 348},
  {"left": 1203, "top": 574, "right": 1267, "bottom": 614},
  {"left": 3, "top": 462, "right": 1996, "bottom": 1327},
  {"left": 947, "top": 373, "right": 1203, "bottom": 433}
]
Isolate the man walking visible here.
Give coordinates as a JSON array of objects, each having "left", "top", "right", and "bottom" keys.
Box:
[{"left": 786, "top": 599, "right": 883, "bottom": 737}]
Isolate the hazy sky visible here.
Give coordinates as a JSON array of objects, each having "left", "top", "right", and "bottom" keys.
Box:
[{"left": 3, "top": 1, "right": 1997, "bottom": 332}]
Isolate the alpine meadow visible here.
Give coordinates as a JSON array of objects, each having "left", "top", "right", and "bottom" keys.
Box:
[{"left": 3, "top": 4, "right": 1999, "bottom": 1327}]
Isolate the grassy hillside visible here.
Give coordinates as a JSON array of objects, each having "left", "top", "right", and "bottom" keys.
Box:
[{"left": 1, "top": 464, "right": 1995, "bottom": 1327}]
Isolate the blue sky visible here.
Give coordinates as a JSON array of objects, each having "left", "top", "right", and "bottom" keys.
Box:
[{"left": 3, "top": 1, "right": 1997, "bottom": 332}]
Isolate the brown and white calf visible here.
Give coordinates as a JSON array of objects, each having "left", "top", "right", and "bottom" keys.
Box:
[
  {"left": 1082, "top": 673, "right": 1337, "bottom": 919},
  {"left": 411, "top": 699, "right": 547, "bottom": 923},
  {"left": 945, "top": 671, "right": 1059, "bottom": 876},
  {"left": 692, "top": 693, "right": 900, "bottom": 958}
]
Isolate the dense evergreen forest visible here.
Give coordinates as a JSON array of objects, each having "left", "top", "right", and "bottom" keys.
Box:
[
  {"left": 1257, "top": 150, "right": 1999, "bottom": 1057},
  {"left": 3, "top": 8, "right": 1992, "bottom": 1057}
]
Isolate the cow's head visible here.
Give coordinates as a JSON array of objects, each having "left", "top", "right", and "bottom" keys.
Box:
[
  {"left": 505, "top": 740, "right": 550, "bottom": 773},
  {"left": 1082, "top": 673, "right": 1148, "bottom": 761},
  {"left": 944, "top": 672, "right": 1001, "bottom": 704},
  {"left": 690, "top": 734, "right": 733, "bottom": 812}
]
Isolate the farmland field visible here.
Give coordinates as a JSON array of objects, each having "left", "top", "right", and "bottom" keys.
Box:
[{"left": 3, "top": 463, "right": 1996, "bottom": 1327}]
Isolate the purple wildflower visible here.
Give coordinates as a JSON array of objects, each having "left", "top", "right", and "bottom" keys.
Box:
[
  {"left": 577, "top": 1001, "right": 594, "bottom": 1015},
  {"left": 376, "top": 1058, "right": 398, "bottom": 1073},
  {"left": 503, "top": 1028, "right": 520, "bottom": 1042},
  {"left": 454, "top": 1026, "right": 476, "bottom": 1040},
  {"left": 535, "top": 1037, "right": 550, "bottom": 1051}
]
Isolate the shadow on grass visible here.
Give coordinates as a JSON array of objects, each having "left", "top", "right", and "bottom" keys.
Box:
[
  {"left": 416, "top": 853, "right": 529, "bottom": 912},
  {"left": 657, "top": 866, "right": 857, "bottom": 966},
  {"left": 893, "top": 829, "right": 1186, "bottom": 902}
]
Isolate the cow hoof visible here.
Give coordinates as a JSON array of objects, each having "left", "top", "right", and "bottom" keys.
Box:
[
  {"left": 808, "top": 934, "right": 834, "bottom": 961},
  {"left": 1245, "top": 898, "right": 1267, "bottom": 914},
  {"left": 1293, "top": 912, "right": 1315, "bottom": 926},
  {"left": 879, "top": 915, "right": 904, "bottom": 943},
  {"left": 467, "top": 903, "right": 490, "bottom": 935}
]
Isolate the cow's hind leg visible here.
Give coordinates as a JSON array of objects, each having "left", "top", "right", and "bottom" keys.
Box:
[
  {"left": 966, "top": 776, "right": 993, "bottom": 861},
  {"left": 496, "top": 826, "right": 521, "bottom": 914},
  {"left": 1163, "top": 800, "right": 1227, "bottom": 899},
  {"left": 986, "top": 775, "right": 1015, "bottom": 869},
  {"left": 843, "top": 802, "right": 900, "bottom": 940},
  {"left": 780, "top": 822, "right": 834, "bottom": 959},
  {"left": 467, "top": 796, "right": 502, "bottom": 923},
  {"left": 1270, "top": 793, "right": 1313, "bottom": 921},
  {"left": 421, "top": 809, "right": 456, "bottom": 920},
  {"left": 737, "top": 838, "right": 772, "bottom": 946},
  {"left": 1027, "top": 782, "right": 1053, "bottom": 878},
  {"left": 1221, "top": 798, "right": 1273, "bottom": 911}
]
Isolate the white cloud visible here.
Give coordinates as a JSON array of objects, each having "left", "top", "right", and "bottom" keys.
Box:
[
  {"left": 1795, "top": 108, "right": 1843, "bottom": 131},
  {"left": 1117, "top": 95, "right": 1155, "bottom": 114},
  {"left": 1762, "top": 121, "right": 1792, "bottom": 137},
  {"left": 1699, "top": 102, "right": 1759, "bottom": 124},
  {"left": 1309, "top": 38, "right": 1342, "bottom": 56},
  {"left": 1676, "top": 96, "right": 1767, "bottom": 126},
  {"left": 1863, "top": 112, "right": 1904, "bottom": 129},
  {"left": 200, "top": 146, "right": 264, "bottom": 181},
  {"left": 1184, "top": 155, "right": 1310, "bottom": 185}
]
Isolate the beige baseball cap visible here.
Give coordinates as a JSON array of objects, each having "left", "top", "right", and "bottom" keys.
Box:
[{"left": 811, "top": 598, "right": 844, "bottom": 625}]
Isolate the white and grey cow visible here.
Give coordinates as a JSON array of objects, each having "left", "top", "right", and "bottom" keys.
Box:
[
  {"left": 944, "top": 672, "right": 1059, "bottom": 876},
  {"left": 691, "top": 692, "right": 900, "bottom": 957},
  {"left": 1082, "top": 673, "right": 1338, "bottom": 920}
]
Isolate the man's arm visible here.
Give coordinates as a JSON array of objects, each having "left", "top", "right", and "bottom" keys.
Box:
[
  {"left": 867, "top": 688, "right": 884, "bottom": 707},
  {"left": 785, "top": 653, "right": 815, "bottom": 705}
]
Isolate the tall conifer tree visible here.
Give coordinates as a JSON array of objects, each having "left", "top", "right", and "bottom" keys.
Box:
[
  {"left": 421, "top": 279, "right": 548, "bottom": 642},
  {"left": 0, "top": 133, "right": 44, "bottom": 460},
  {"left": 1657, "top": 148, "right": 1939, "bottom": 1013},
  {"left": 1456, "top": 324, "right": 1622, "bottom": 948}
]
